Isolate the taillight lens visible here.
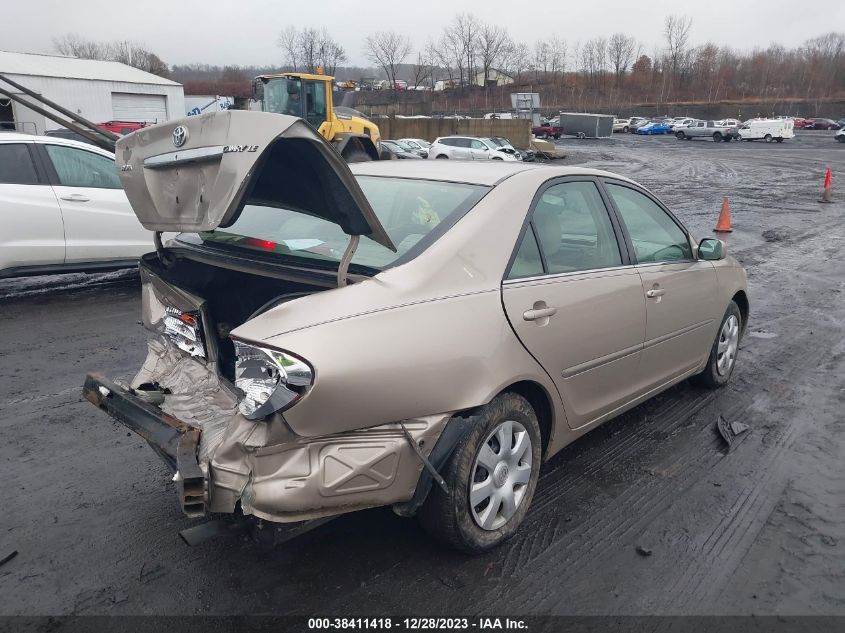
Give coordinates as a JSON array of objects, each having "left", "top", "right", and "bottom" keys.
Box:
[
  {"left": 233, "top": 340, "right": 313, "bottom": 419},
  {"left": 163, "top": 306, "right": 205, "bottom": 358}
]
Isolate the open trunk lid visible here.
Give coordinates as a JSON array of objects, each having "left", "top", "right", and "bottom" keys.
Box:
[{"left": 115, "top": 110, "right": 395, "bottom": 250}]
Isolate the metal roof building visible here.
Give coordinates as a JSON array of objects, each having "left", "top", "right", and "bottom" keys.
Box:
[{"left": 0, "top": 50, "right": 185, "bottom": 135}]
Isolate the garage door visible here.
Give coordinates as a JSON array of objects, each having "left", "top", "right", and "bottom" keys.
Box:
[{"left": 111, "top": 93, "right": 167, "bottom": 123}]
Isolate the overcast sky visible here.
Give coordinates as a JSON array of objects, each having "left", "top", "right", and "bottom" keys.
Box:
[{"left": 2, "top": 0, "right": 844, "bottom": 68}]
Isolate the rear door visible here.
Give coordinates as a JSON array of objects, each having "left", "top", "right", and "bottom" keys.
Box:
[
  {"left": 449, "top": 138, "right": 472, "bottom": 159},
  {"left": 502, "top": 179, "right": 647, "bottom": 429},
  {"left": 0, "top": 141, "right": 65, "bottom": 271},
  {"left": 603, "top": 180, "right": 720, "bottom": 388},
  {"left": 39, "top": 143, "right": 151, "bottom": 263}
]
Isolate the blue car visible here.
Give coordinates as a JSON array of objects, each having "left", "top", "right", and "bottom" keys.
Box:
[{"left": 637, "top": 121, "right": 673, "bottom": 135}]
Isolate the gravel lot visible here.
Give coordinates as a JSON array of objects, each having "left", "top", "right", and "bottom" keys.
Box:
[{"left": 1, "top": 131, "right": 843, "bottom": 616}]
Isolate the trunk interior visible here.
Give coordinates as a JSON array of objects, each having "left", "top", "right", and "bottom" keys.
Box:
[{"left": 140, "top": 252, "right": 330, "bottom": 381}]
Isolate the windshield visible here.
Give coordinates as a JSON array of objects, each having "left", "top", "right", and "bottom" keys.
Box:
[
  {"left": 195, "top": 176, "right": 488, "bottom": 271},
  {"left": 263, "top": 77, "right": 303, "bottom": 118}
]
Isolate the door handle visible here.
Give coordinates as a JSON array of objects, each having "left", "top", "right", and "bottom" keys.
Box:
[
  {"left": 523, "top": 306, "right": 557, "bottom": 321},
  {"left": 60, "top": 194, "right": 90, "bottom": 202},
  {"left": 646, "top": 288, "right": 666, "bottom": 298}
]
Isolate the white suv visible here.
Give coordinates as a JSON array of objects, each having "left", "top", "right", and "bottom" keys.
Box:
[
  {"left": 0, "top": 133, "right": 152, "bottom": 277},
  {"left": 427, "top": 136, "right": 519, "bottom": 161}
]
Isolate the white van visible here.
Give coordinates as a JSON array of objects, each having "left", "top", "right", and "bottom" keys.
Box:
[{"left": 736, "top": 118, "right": 794, "bottom": 143}]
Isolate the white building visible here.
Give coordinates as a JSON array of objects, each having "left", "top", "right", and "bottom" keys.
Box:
[{"left": 0, "top": 50, "right": 185, "bottom": 135}]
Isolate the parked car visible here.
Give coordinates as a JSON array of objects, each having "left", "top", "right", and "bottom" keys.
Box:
[
  {"left": 804, "top": 118, "right": 841, "bottom": 130},
  {"left": 637, "top": 121, "right": 674, "bottom": 135},
  {"left": 674, "top": 120, "right": 734, "bottom": 141},
  {"left": 531, "top": 122, "right": 562, "bottom": 139},
  {"left": 0, "top": 133, "right": 152, "bottom": 277},
  {"left": 671, "top": 118, "right": 698, "bottom": 132},
  {"left": 486, "top": 136, "right": 527, "bottom": 161},
  {"left": 43, "top": 128, "right": 97, "bottom": 145},
  {"left": 791, "top": 117, "right": 810, "bottom": 128},
  {"left": 398, "top": 138, "right": 431, "bottom": 157},
  {"left": 97, "top": 121, "right": 149, "bottom": 135},
  {"left": 628, "top": 117, "right": 651, "bottom": 133},
  {"left": 835, "top": 128, "right": 845, "bottom": 143},
  {"left": 428, "top": 136, "right": 519, "bottom": 160},
  {"left": 732, "top": 118, "right": 794, "bottom": 143},
  {"left": 381, "top": 139, "right": 424, "bottom": 159},
  {"left": 612, "top": 118, "right": 632, "bottom": 133},
  {"left": 84, "top": 110, "right": 749, "bottom": 552}
]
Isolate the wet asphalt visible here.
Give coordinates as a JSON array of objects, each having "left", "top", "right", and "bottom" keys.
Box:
[{"left": 0, "top": 131, "right": 843, "bottom": 616}]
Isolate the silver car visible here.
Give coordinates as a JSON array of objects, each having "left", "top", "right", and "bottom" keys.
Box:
[{"left": 85, "top": 111, "right": 748, "bottom": 552}]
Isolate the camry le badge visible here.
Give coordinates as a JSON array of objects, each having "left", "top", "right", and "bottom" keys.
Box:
[{"left": 172, "top": 125, "right": 188, "bottom": 148}]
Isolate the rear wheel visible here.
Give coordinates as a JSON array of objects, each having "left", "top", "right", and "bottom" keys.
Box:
[
  {"left": 764, "top": 134, "right": 773, "bottom": 143},
  {"left": 435, "top": 154, "right": 449, "bottom": 159},
  {"left": 553, "top": 134, "right": 561, "bottom": 139},
  {"left": 776, "top": 137, "right": 784, "bottom": 143},
  {"left": 419, "top": 393, "right": 542, "bottom": 553},
  {"left": 692, "top": 301, "right": 742, "bottom": 389},
  {"left": 622, "top": 126, "right": 629, "bottom": 133},
  {"left": 838, "top": 135, "right": 845, "bottom": 143},
  {"left": 676, "top": 131, "right": 686, "bottom": 140},
  {"left": 723, "top": 136, "right": 732, "bottom": 142},
  {"left": 713, "top": 132, "right": 723, "bottom": 142}
]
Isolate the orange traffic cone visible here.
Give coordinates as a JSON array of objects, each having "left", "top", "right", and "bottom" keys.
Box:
[
  {"left": 713, "top": 197, "right": 733, "bottom": 232},
  {"left": 820, "top": 168, "right": 832, "bottom": 203}
]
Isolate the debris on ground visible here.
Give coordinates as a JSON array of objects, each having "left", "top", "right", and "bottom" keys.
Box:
[
  {"left": 636, "top": 545, "right": 653, "bottom": 557},
  {"left": 716, "top": 415, "right": 751, "bottom": 452},
  {"left": 0, "top": 550, "right": 18, "bottom": 568},
  {"left": 762, "top": 229, "right": 791, "bottom": 243}
]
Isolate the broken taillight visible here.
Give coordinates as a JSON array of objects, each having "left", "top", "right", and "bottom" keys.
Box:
[{"left": 163, "top": 305, "right": 206, "bottom": 358}]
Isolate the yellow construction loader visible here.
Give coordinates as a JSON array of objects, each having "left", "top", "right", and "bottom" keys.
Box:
[{"left": 252, "top": 71, "right": 382, "bottom": 161}]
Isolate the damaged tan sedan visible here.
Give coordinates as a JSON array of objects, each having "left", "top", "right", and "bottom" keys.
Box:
[{"left": 84, "top": 111, "right": 748, "bottom": 552}]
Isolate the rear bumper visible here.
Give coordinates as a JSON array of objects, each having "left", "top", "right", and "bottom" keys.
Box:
[{"left": 82, "top": 373, "right": 207, "bottom": 517}]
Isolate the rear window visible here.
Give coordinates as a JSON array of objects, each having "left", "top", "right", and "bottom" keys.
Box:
[
  {"left": 197, "top": 176, "right": 488, "bottom": 270},
  {"left": 0, "top": 144, "right": 39, "bottom": 185}
]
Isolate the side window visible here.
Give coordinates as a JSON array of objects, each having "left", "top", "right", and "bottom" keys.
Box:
[
  {"left": 605, "top": 183, "right": 692, "bottom": 263},
  {"left": 507, "top": 225, "right": 544, "bottom": 280},
  {"left": 529, "top": 181, "right": 622, "bottom": 274},
  {"left": 0, "top": 144, "right": 39, "bottom": 185},
  {"left": 44, "top": 145, "right": 121, "bottom": 189},
  {"left": 470, "top": 139, "right": 486, "bottom": 150},
  {"left": 455, "top": 138, "right": 471, "bottom": 148}
]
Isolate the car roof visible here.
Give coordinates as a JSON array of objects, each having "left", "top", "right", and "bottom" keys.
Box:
[
  {"left": 350, "top": 160, "right": 636, "bottom": 187},
  {"left": 0, "top": 131, "right": 114, "bottom": 156}
]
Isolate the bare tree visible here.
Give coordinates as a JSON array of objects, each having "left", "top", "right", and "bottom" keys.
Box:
[
  {"left": 607, "top": 33, "right": 637, "bottom": 86},
  {"left": 664, "top": 15, "right": 693, "bottom": 88},
  {"left": 364, "top": 30, "right": 412, "bottom": 90},
  {"left": 411, "top": 51, "right": 432, "bottom": 89},
  {"left": 548, "top": 36, "right": 568, "bottom": 81},
  {"left": 503, "top": 41, "right": 531, "bottom": 84},
  {"left": 278, "top": 26, "right": 300, "bottom": 71},
  {"left": 53, "top": 34, "right": 169, "bottom": 76},
  {"left": 478, "top": 24, "right": 511, "bottom": 90},
  {"left": 450, "top": 14, "right": 481, "bottom": 86}
]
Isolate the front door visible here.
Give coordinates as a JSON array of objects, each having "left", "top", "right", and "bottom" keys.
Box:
[
  {"left": 603, "top": 181, "right": 720, "bottom": 389},
  {"left": 502, "top": 180, "right": 647, "bottom": 429}
]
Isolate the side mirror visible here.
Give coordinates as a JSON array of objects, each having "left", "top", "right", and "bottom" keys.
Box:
[{"left": 698, "top": 238, "right": 726, "bottom": 260}]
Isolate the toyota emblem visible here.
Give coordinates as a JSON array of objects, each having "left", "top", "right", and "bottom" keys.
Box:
[{"left": 172, "top": 125, "right": 188, "bottom": 147}]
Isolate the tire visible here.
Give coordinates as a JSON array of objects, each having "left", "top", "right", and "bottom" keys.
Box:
[
  {"left": 492, "top": 156, "right": 503, "bottom": 160},
  {"left": 838, "top": 135, "right": 845, "bottom": 143},
  {"left": 713, "top": 132, "right": 723, "bottom": 142},
  {"left": 764, "top": 134, "right": 772, "bottom": 143},
  {"left": 676, "top": 131, "right": 686, "bottom": 140},
  {"left": 553, "top": 134, "right": 561, "bottom": 139},
  {"left": 419, "top": 393, "right": 542, "bottom": 553},
  {"left": 692, "top": 301, "right": 742, "bottom": 389},
  {"left": 723, "top": 136, "right": 732, "bottom": 142},
  {"left": 622, "top": 126, "right": 629, "bottom": 133},
  {"left": 776, "top": 138, "right": 784, "bottom": 143},
  {"left": 435, "top": 154, "right": 449, "bottom": 159}
]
